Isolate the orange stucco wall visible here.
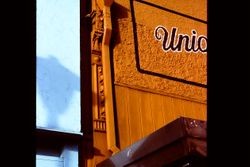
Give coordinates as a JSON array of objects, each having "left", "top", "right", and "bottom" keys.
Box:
[{"left": 112, "top": 0, "right": 207, "bottom": 102}]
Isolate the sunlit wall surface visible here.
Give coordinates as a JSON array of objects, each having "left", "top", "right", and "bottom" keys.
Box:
[{"left": 36, "top": 0, "right": 80, "bottom": 133}]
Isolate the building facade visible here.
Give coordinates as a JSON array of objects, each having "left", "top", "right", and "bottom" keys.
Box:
[
  {"left": 36, "top": 0, "right": 207, "bottom": 166},
  {"left": 86, "top": 0, "right": 207, "bottom": 166}
]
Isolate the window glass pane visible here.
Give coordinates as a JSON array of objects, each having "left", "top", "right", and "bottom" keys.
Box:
[
  {"left": 36, "top": 0, "right": 80, "bottom": 133},
  {"left": 36, "top": 155, "right": 64, "bottom": 167},
  {"left": 36, "top": 146, "right": 78, "bottom": 167},
  {"left": 62, "top": 145, "right": 79, "bottom": 167}
]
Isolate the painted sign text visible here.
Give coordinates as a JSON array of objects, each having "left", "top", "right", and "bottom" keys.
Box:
[{"left": 154, "top": 26, "right": 207, "bottom": 54}]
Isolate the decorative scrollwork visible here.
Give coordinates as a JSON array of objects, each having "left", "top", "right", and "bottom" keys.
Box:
[
  {"left": 97, "top": 66, "right": 106, "bottom": 120},
  {"left": 92, "top": 8, "right": 104, "bottom": 54},
  {"left": 91, "top": 2, "right": 106, "bottom": 132}
]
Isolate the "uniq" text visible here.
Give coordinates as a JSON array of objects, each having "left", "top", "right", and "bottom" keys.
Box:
[{"left": 154, "top": 26, "right": 207, "bottom": 54}]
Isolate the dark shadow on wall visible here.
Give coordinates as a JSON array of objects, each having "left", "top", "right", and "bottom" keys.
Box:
[
  {"left": 110, "top": 2, "right": 130, "bottom": 149},
  {"left": 37, "top": 56, "right": 80, "bottom": 129},
  {"left": 110, "top": 2, "right": 129, "bottom": 46}
]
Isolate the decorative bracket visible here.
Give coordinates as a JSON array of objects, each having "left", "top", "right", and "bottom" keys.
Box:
[{"left": 91, "top": 0, "right": 119, "bottom": 154}]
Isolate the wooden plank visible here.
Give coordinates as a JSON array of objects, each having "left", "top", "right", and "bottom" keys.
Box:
[
  {"left": 201, "top": 103, "right": 207, "bottom": 120},
  {"left": 170, "top": 98, "right": 207, "bottom": 121},
  {"left": 194, "top": 102, "right": 207, "bottom": 120},
  {"left": 181, "top": 100, "right": 207, "bottom": 121},
  {"left": 163, "top": 97, "right": 180, "bottom": 125},
  {"left": 181, "top": 99, "right": 195, "bottom": 118},
  {"left": 140, "top": 92, "right": 155, "bottom": 137},
  {"left": 149, "top": 93, "right": 165, "bottom": 131},
  {"left": 115, "top": 86, "right": 131, "bottom": 149},
  {"left": 127, "top": 88, "right": 143, "bottom": 144}
]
